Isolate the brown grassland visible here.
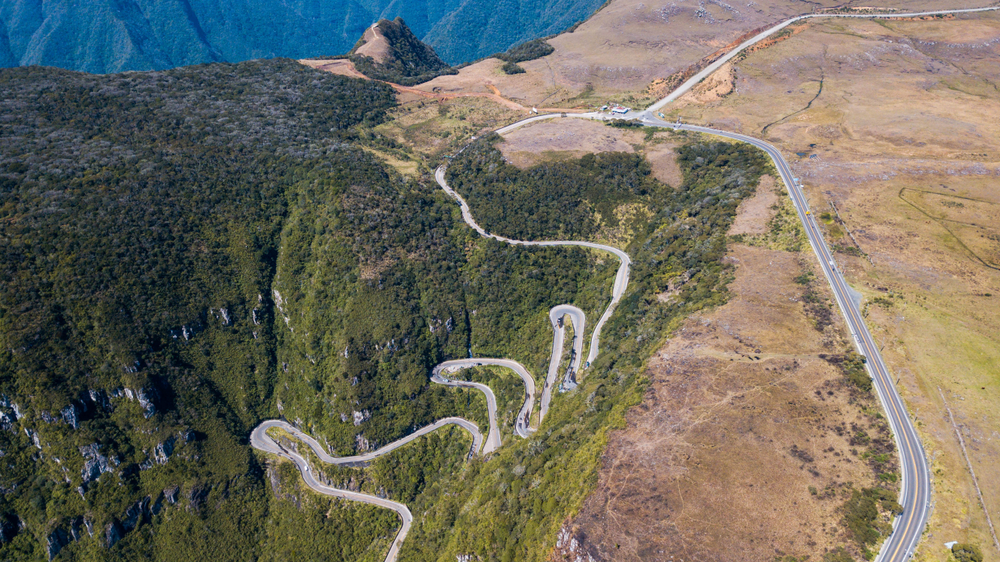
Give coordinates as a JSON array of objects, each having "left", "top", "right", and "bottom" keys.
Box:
[
  {"left": 559, "top": 164, "right": 901, "bottom": 562},
  {"left": 665, "top": 12, "right": 1000, "bottom": 560},
  {"left": 359, "top": 0, "right": 998, "bottom": 112}
]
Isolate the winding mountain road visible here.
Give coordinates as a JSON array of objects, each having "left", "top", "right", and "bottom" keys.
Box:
[
  {"left": 479, "top": 8, "right": 1000, "bottom": 555},
  {"left": 250, "top": 155, "right": 632, "bottom": 562},
  {"left": 541, "top": 305, "right": 585, "bottom": 421},
  {"left": 434, "top": 166, "right": 632, "bottom": 368},
  {"left": 250, "top": 6, "right": 1000, "bottom": 560},
  {"left": 433, "top": 358, "right": 536, "bottom": 442}
]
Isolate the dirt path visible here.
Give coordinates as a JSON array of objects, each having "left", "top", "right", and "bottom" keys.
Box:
[{"left": 299, "top": 58, "right": 587, "bottom": 114}]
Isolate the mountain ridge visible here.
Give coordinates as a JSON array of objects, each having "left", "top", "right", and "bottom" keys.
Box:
[{"left": 0, "top": 0, "right": 605, "bottom": 74}]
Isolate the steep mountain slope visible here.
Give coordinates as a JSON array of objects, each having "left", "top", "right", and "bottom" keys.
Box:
[
  {"left": 0, "top": 56, "right": 644, "bottom": 560},
  {"left": 0, "top": 59, "right": 402, "bottom": 560},
  {"left": 423, "top": 0, "right": 597, "bottom": 64},
  {"left": 0, "top": 0, "right": 604, "bottom": 73}
]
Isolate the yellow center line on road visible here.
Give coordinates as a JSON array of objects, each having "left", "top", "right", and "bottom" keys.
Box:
[
  {"left": 770, "top": 139, "right": 919, "bottom": 561},
  {"left": 831, "top": 261, "right": 920, "bottom": 562},
  {"left": 634, "top": 120, "right": 927, "bottom": 561}
]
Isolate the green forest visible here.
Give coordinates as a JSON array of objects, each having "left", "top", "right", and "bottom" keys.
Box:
[
  {"left": 446, "top": 134, "right": 664, "bottom": 241},
  {"left": 0, "top": 56, "right": 774, "bottom": 561}
]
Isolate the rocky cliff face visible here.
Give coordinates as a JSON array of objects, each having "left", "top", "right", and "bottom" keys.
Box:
[{"left": 0, "top": 0, "right": 604, "bottom": 73}]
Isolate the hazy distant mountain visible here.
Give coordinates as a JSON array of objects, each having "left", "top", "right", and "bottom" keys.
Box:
[{"left": 0, "top": 0, "right": 604, "bottom": 73}]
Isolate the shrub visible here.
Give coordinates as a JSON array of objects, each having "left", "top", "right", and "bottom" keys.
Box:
[
  {"left": 843, "top": 353, "right": 872, "bottom": 392},
  {"left": 606, "top": 119, "right": 644, "bottom": 128},
  {"left": 501, "top": 61, "right": 526, "bottom": 74},
  {"left": 496, "top": 38, "right": 554, "bottom": 63},
  {"left": 952, "top": 543, "right": 983, "bottom": 562},
  {"left": 823, "top": 547, "right": 854, "bottom": 562}
]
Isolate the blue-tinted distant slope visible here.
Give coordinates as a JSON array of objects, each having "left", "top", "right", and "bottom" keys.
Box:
[
  {"left": 0, "top": 0, "right": 603, "bottom": 73},
  {"left": 0, "top": 20, "right": 14, "bottom": 67},
  {"left": 424, "top": 0, "right": 604, "bottom": 64}
]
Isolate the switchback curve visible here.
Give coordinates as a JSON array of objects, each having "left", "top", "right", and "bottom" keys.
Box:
[{"left": 250, "top": 164, "right": 632, "bottom": 562}]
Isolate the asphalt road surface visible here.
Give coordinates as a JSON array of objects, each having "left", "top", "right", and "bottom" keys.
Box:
[
  {"left": 434, "top": 358, "right": 537, "bottom": 441},
  {"left": 639, "top": 117, "right": 932, "bottom": 562},
  {"left": 495, "top": 108, "right": 934, "bottom": 562},
  {"left": 250, "top": 170, "right": 633, "bottom": 562},
  {"left": 434, "top": 165, "right": 631, "bottom": 367},
  {"left": 251, "top": 419, "right": 423, "bottom": 562},
  {"left": 247, "top": 7, "right": 996, "bottom": 559},
  {"left": 645, "top": 6, "right": 1000, "bottom": 115},
  {"left": 251, "top": 418, "right": 484, "bottom": 468},
  {"left": 540, "top": 305, "right": 585, "bottom": 422},
  {"left": 491, "top": 7, "right": 1000, "bottom": 556}
]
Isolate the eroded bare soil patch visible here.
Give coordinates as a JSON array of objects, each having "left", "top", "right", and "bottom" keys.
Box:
[{"left": 728, "top": 175, "right": 778, "bottom": 236}]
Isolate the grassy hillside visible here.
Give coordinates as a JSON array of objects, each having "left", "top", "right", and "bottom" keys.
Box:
[
  {"left": 0, "top": 59, "right": 403, "bottom": 560},
  {"left": 0, "top": 57, "right": 618, "bottom": 560},
  {"left": 392, "top": 137, "right": 771, "bottom": 560}
]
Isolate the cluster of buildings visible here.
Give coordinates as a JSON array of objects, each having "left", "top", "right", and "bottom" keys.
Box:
[{"left": 599, "top": 103, "right": 631, "bottom": 115}]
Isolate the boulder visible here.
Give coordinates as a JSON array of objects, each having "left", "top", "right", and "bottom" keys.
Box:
[
  {"left": 153, "top": 437, "right": 174, "bottom": 465},
  {"left": 45, "top": 527, "right": 69, "bottom": 560}
]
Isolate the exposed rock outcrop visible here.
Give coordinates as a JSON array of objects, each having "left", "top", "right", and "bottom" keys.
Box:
[
  {"left": 105, "top": 495, "right": 156, "bottom": 548},
  {"left": 104, "top": 521, "right": 123, "bottom": 549},
  {"left": 153, "top": 437, "right": 175, "bottom": 465},
  {"left": 60, "top": 403, "right": 80, "bottom": 429},
  {"left": 135, "top": 388, "right": 156, "bottom": 418},
  {"left": 164, "top": 486, "right": 179, "bottom": 504},
  {"left": 88, "top": 389, "right": 112, "bottom": 412},
  {"left": 80, "top": 444, "right": 117, "bottom": 486},
  {"left": 45, "top": 527, "right": 69, "bottom": 560},
  {"left": 0, "top": 395, "right": 17, "bottom": 431},
  {"left": 107, "top": 387, "right": 157, "bottom": 418},
  {"left": 351, "top": 410, "right": 370, "bottom": 426}
]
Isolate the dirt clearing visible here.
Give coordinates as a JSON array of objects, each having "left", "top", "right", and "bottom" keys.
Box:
[
  {"left": 729, "top": 175, "right": 778, "bottom": 236},
  {"left": 498, "top": 119, "right": 683, "bottom": 186}
]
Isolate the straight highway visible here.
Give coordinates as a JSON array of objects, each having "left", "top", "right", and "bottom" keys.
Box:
[
  {"left": 639, "top": 118, "right": 931, "bottom": 562},
  {"left": 646, "top": 6, "right": 1000, "bottom": 114}
]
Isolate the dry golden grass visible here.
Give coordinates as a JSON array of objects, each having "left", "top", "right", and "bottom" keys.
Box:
[
  {"left": 672, "top": 12, "right": 1000, "bottom": 559},
  {"left": 497, "top": 118, "right": 682, "bottom": 182},
  {"left": 504, "top": 0, "right": 997, "bottom": 105},
  {"left": 373, "top": 96, "right": 523, "bottom": 163},
  {"left": 300, "top": 8, "right": 1000, "bottom": 557},
  {"left": 498, "top": 118, "right": 642, "bottom": 167},
  {"left": 354, "top": 24, "right": 390, "bottom": 63},
  {"left": 565, "top": 203, "right": 896, "bottom": 561}
]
